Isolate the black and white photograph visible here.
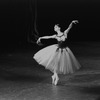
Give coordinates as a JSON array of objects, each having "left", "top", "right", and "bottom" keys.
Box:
[{"left": 0, "top": 0, "right": 100, "bottom": 100}]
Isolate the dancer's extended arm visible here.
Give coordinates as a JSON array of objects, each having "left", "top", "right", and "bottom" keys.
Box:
[
  {"left": 37, "top": 35, "right": 56, "bottom": 44},
  {"left": 64, "top": 20, "right": 79, "bottom": 35}
]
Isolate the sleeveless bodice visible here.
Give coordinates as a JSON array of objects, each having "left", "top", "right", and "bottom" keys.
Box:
[{"left": 56, "top": 33, "right": 68, "bottom": 48}]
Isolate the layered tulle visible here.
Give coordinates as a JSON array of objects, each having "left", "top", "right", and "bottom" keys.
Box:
[{"left": 33, "top": 44, "right": 81, "bottom": 74}]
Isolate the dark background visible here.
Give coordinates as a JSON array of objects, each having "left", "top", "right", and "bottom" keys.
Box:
[
  {"left": 0, "top": 0, "right": 100, "bottom": 49},
  {"left": 0, "top": 1, "right": 100, "bottom": 99}
]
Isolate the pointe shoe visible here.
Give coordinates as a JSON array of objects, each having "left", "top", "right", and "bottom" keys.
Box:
[
  {"left": 54, "top": 77, "right": 59, "bottom": 85},
  {"left": 52, "top": 75, "right": 55, "bottom": 84}
]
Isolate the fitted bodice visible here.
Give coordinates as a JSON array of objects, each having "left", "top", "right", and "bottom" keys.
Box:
[
  {"left": 56, "top": 33, "right": 67, "bottom": 42},
  {"left": 56, "top": 33, "right": 68, "bottom": 48}
]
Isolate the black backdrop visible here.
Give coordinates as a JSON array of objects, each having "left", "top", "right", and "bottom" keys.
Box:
[{"left": 0, "top": 0, "right": 100, "bottom": 48}]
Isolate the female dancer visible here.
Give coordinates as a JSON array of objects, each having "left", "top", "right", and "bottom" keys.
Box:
[{"left": 33, "top": 20, "right": 81, "bottom": 85}]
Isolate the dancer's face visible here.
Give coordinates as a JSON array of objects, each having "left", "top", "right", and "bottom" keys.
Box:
[{"left": 54, "top": 25, "right": 61, "bottom": 32}]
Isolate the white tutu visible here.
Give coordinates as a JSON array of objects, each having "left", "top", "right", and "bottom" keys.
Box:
[{"left": 33, "top": 44, "right": 81, "bottom": 74}]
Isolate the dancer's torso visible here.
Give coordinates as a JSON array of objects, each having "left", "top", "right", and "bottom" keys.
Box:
[{"left": 56, "top": 33, "right": 68, "bottom": 48}]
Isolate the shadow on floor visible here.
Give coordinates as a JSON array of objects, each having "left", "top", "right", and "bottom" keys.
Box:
[
  {"left": 0, "top": 68, "right": 47, "bottom": 83},
  {"left": 81, "top": 86, "right": 100, "bottom": 100},
  {"left": 82, "top": 86, "right": 100, "bottom": 95},
  {"left": 96, "top": 97, "right": 100, "bottom": 100}
]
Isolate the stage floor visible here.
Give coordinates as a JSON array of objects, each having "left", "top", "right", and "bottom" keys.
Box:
[{"left": 0, "top": 42, "right": 100, "bottom": 100}]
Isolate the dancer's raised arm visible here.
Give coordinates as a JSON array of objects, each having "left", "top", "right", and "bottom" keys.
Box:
[
  {"left": 37, "top": 35, "right": 56, "bottom": 44},
  {"left": 64, "top": 20, "right": 79, "bottom": 35}
]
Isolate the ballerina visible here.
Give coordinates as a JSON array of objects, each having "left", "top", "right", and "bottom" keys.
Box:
[{"left": 33, "top": 20, "right": 81, "bottom": 85}]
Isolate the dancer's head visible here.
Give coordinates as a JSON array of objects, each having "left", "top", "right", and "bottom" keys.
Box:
[{"left": 54, "top": 24, "right": 61, "bottom": 32}]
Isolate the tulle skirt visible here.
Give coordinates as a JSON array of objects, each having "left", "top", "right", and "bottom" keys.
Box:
[{"left": 33, "top": 44, "right": 81, "bottom": 74}]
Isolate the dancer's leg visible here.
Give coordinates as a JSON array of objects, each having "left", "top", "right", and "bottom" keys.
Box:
[
  {"left": 54, "top": 71, "right": 59, "bottom": 85},
  {"left": 52, "top": 73, "right": 55, "bottom": 84},
  {"left": 52, "top": 71, "right": 59, "bottom": 85}
]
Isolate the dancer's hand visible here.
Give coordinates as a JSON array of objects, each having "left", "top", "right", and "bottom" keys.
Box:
[
  {"left": 36, "top": 37, "right": 41, "bottom": 44},
  {"left": 72, "top": 20, "right": 79, "bottom": 24}
]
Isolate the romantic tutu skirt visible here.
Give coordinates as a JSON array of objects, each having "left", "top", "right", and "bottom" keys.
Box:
[{"left": 33, "top": 44, "right": 81, "bottom": 74}]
